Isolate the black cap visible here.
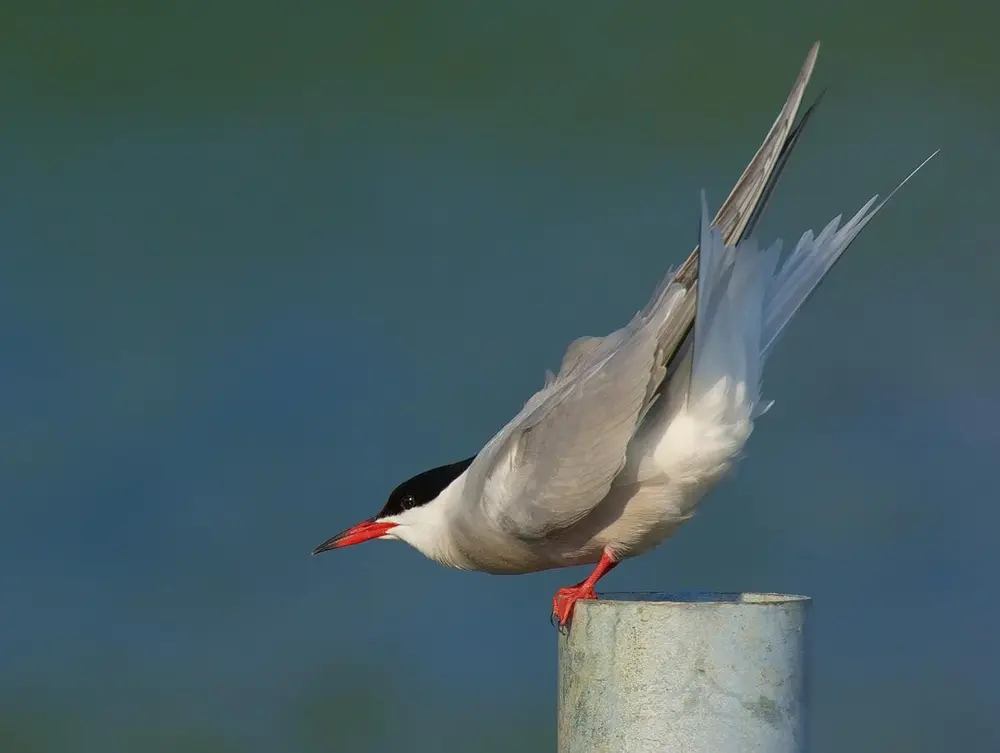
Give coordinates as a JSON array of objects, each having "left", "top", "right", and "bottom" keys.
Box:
[{"left": 376, "top": 456, "right": 476, "bottom": 518}]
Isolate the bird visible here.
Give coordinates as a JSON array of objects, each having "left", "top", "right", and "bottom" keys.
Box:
[{"left": 312, "top": 42, "right": 935, "bottom": 628}]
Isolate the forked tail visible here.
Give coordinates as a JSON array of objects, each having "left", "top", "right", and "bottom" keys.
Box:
[{"left": 688, "top": 152, "right": 938, "bottom": 422}]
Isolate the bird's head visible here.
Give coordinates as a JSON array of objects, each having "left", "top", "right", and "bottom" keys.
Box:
[{"left": 311, "top": 456, "right": 475, "bottom": 560}]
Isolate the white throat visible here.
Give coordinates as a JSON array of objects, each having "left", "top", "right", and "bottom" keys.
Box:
[{"left": 383, "top": 470, "right": 476, "bottom": 569}]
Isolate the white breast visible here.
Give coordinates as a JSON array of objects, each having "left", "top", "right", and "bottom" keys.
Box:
[{"left": 546, "top": 349, "right": 756, "bottom": 566}]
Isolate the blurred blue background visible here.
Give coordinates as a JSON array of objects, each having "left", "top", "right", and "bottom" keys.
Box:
[{"left": 1, "top": 2, "right": 998, "bottom": 751}]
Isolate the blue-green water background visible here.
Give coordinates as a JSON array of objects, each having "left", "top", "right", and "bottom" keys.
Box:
[{"left": 2, "top": 2, "right": 998, "bottom": 751}]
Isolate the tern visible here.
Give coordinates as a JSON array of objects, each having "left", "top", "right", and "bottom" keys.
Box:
[{"left": 313, "top": 43, "right": 934, "bottom": 627}]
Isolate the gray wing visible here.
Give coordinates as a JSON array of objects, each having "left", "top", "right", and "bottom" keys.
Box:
[
  {"left": 549, "top": 43, "right": 821, "bottom": 382},
  {"left": 673, "top": 41, "right": 820, "bottom": 287},
  {"left": 544, "top": 335, "right": 603, "bottom": 387},
  {"left": 471, "top": 283, "right": 689, "bottom": 540},
  {"left": 464, "top": 44, "right": 822, "bottom": 540}
]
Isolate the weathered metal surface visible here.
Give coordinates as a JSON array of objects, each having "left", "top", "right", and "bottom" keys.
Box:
[{"left": 558, "top": 592, "right": 809, "bottom": 753}]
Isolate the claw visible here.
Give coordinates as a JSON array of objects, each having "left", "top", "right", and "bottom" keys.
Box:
[
  {"left": 550, "top": 551, "right": 619, "bottom": 630},
  {"left": 551, "top": 582, "right": 598, "bottom": 629}
]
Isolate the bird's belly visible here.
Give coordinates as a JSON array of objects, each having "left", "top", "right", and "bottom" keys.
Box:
[
  {"left": 569, "top": 399, "right": 753, "bottom": 562},
  {"left": 464, "top": 398, "right": 753, "bottom": 573},
  {"left": 538, "top": 482, "right": 694, "bottom": 567},
  {"left": 469, "top": 478, "right": 718, "bottom": 573},
  {"left": 594, "top": 482, "right": 699, "bottom": 558}
]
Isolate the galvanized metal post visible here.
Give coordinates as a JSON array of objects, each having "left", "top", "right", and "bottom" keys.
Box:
[{"left": 558, "top": 591, "right": 809, "bottom": 753}]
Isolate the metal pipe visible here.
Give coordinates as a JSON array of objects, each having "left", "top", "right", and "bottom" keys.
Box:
[{"left": 558, "top": 591, "right": 809, "bottom": 753}]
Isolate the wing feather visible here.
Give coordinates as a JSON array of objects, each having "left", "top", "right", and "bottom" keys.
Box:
[
  {"left": 458, "top": 44, "right": 822, "bottom": 541},
  {"left": 475, "top": 284, "right": 689, "bottom": 539}
]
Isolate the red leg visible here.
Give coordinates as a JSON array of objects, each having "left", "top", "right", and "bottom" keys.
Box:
[{"left": 552, "top": 550, "right": 618, "bottom": 628}]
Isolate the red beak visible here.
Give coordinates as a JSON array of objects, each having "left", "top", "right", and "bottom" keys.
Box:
[{"left": 311, "top": 520, "right": 397, "bottom": 554}]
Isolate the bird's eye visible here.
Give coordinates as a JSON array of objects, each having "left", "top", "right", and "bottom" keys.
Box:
[{"left": 401, "top": 494, "right": 417, "bottom": 509}]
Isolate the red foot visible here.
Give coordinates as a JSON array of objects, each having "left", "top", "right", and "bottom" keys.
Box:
[
  {"left": 551, "top": 551, "right": 619, "bottom": 628},
  {"left": 552, "top": 582, "right": 598, "bottom": 626}
]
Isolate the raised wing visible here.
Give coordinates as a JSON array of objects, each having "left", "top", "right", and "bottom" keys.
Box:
[
  {"left": 673, "top": 41, "right": 820, "bottom": 288},
  {"left": 472, "top": 282, "right": 690, "bottom": 539},
  {"left": 551, "top": 43, "right": 822, "bottom": 385},
  {"left": 463, "top": 44, "right": 822, "bottom": 541}
]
